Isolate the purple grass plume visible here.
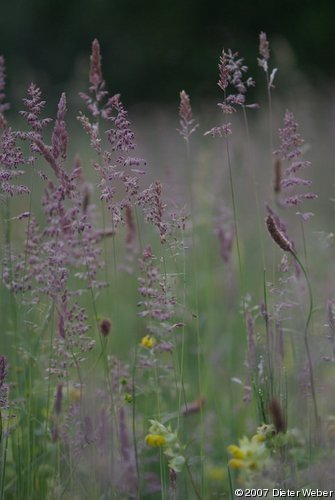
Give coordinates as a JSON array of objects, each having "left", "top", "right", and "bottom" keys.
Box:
[
  {"left": 205, "top": 48, "right": 257, "bottom": 138},
  {"left": 0, "top": 56, "right": 10, "bottom": 128},
  {"left": 0, "top": 356, "right": 9, "bottom": 409},
  {"left": 275, "top": 110, "right": 317, "bottom": 213},
  {"left": 258, "top": 31, "right": 277, "bottom": 88},
  {"left": 177, "top": 90, "right": 198, "bottom": 143}
]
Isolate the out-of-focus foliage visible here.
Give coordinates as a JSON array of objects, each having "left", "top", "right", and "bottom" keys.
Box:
[{"left": 0, "top": 0, "right": 335, "bottom": 104}]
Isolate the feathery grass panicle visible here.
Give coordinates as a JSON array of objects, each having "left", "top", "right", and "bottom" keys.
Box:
[
  {"left": 275, "top": 109, "right": 317, "bottom": 211},
  {"left": 137, "top": 181, "right": 169, "bottom": 243},
  {"left": 18, "top": 85, "right": 71, "bottom": 181},
  {"left": 0, "top": 128, "right": 31, "bottom": 198},
  {"left": 80, "top": 38, "right": 107, "bottom": 115},
  {"left": 137, "top": 245, "right": 175, "bottom": 323},
  {"left": 258, "top": 31, "right": 277, "bottom": 88},
  {"left": 0, "top": 56, "right": 10, "bottom": 128},
  {"left": 205, "top": 48, "right": 257, "bottom": 137},
  {"left": 177, "top": 90, "right": 199, "bottom": 143},
  {"left": 268, "top": 112, "right": 319, "bottom": 424},
  {"left": 218, "top": 49, "right": 229, "bottom": 91},
  {"left": 217, "top": 49, "right": 257, "bottom": 114},
  {"left": 0, "top": 356, "right": 8, "bottom": 410},
  {"left": 259, "top": 32, "right": 270, "bottom": 62},
  {"left": 204, "top": 46, "right": 258, "bottom": 291},
  {"left": 51, "top": 92, "right": 68, "bottom": 162},
  {"left": 89, "top": 38, "right": 103, "bottom": 88},
  {"left": 20, "top": 83, "right": 52, "bottom": 132},
  {"left": 204, "top": 123, "right": 232, "bottom": 137},
  {"left": 1, "top": 32, "right": 334, "bottom": 498},
  {"left": 79, "top": 40, "right": 149, "bottom": 229}
]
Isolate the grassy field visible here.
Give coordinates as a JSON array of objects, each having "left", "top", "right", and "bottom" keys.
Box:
[{"left": 1, "top": 35, "right": 335, "bottom": 499}]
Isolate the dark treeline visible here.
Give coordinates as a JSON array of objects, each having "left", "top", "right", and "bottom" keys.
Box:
[{"left": 1, "top": 0, "right": 334, "bottom": 105}]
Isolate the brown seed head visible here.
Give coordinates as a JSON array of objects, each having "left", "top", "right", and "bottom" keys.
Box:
[
  {"left": 266, "top": 215, "right": 292, "bottom": 252},
  {"left": 100, "top": 318, "right": 112, "bottom": 337},
  {"left": 181, "top": 397, "right": 205, "bottom": 416},
  {"left": 269, "top": 398, "right": 286, "bottom": 433}
]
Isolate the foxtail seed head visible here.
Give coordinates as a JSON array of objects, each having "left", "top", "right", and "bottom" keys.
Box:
[{"left": 266, "top": 214, "right": 292, "bottom": 252}]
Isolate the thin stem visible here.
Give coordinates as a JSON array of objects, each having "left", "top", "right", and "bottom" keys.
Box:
[
  {"left": 300, "top": 218, "right": 309, "bottom": 274},
  {"left": 263, "top": 268, "right": 274, "bottom": 399},
  {"left": 242, "top": 106, "right": 265, "bottom": 269},
  {"left": 225, "top": 136, "right": 243, "bottom": 287},
  {"left": 0, "top": 419, "right": 9, "bottom": 500},
  {"left": 290, "top": 250, "right": 318, "bottom": 425},
  {"left": 265, "top": 70, "right": 274, "bottom": 155},
  {"left": 183, "top": 133, "right": 204, "bottom": 496},
  {"left": 131, "top": 345, "right": 141, "bottom": 500},
  {"left": 185, "top": 462, "right": 202, "bottom": 500}
]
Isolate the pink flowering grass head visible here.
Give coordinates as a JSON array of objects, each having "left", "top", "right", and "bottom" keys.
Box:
[
  {"left": 258, "top": 31, "right": 278, "bottom": 87},
  {"left": 275, "top": 110, "right": 317, "bottom": 214},
  {"left": 177, "top": 90, "right": 198, "bottom": 143},
  {"left": 0, "top": 55, "right": 10, "bottom": 128},
  {"left": 205, "top": 48, "right": 257, "bottom": 138},
  {"left": 90, "top": 39, "right": 103, "bottom": 87},
  {"left": 259, "top": 31, "right": 270, "bottom": 61}
]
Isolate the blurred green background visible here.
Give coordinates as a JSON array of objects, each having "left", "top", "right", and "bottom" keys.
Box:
[{"left": 1, "top": 0, "right": 335, "bottom": 105}]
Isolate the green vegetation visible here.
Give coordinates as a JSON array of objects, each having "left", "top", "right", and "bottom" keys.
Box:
[{"left": 1, "top": 34, "right": 335, "bottom": 499}]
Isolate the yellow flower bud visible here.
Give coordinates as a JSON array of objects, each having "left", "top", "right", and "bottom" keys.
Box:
[
  {"left": 227, "top": 444, "right": 245, "bottom": 459},
  {"left": 145, "top": 433, "right": 166, "bottom": 447},
  {"left": 228, "top": 458, "right": 245, "bottom": 469},
  {"left": 140, "top": 335, "right": 156, "bottom": 349},
  {"left": 252, "top": 433, "right": 265, "bottom": 443}
]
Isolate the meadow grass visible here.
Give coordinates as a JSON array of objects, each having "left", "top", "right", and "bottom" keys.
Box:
[{"left": 1, "top": 35, "right": 335, "bottom": 499}]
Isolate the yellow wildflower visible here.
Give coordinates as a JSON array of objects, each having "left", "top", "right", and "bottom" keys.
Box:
[
  {"left": 227, "top": 444, "right": 245, "bottom": 459},
  {"left": 252, "top": 433, "right": 265, "bottom": 444},
  {"left": 145, "top": 419, "right": 185, "bottom": 472},
  {"left": 145, "top": 433, "right": 166, "bottom": 447},
  {"left": 227, "top": 435, "right": 270, "bottom": 472},
  {"left": 228, "top": 458, "right": 245, "bottom": 469},
  {"left": 140, "top": 335, "right": 156, "bottom": 348},
  {"left": 256, "top": 423, "right": 275, "bottom": 439}
]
